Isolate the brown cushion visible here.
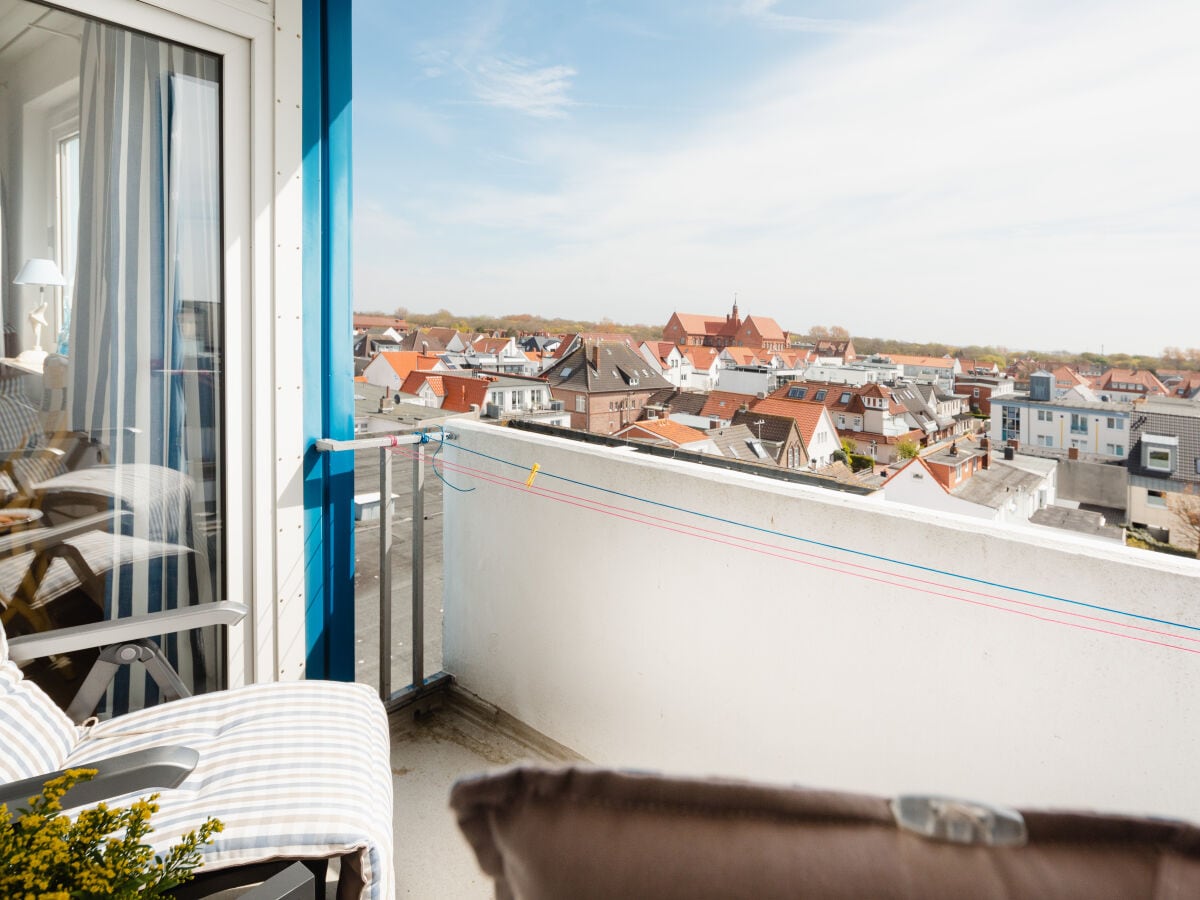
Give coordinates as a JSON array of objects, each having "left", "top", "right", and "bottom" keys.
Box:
[{"left": 450, "top": 767, "right": 1200, "bottom": 900}]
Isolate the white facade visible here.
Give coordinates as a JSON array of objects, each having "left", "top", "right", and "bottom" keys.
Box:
[
  {"left": 714, "top": 367, "right": 772, "bottom": 396},
  {"left": 802, "top": 365, "right": 880, "bottom": 386},
  {"left": 805, "top": 407, "right": 841, "bottom": 468},
  {"left": 991, "top": 400, "right": 1132, "bottom": 458},
  {"left": 638, "top": 342, "right": 693, "bottom": 389},
  {"left": 877, "top": 461, "right": 993, "bottom": 519}
]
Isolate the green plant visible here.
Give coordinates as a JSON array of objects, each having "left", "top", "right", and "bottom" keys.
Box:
[
  {"left": 0, "top": 768, "right": 222, "bottom": 899},
  {"left": 896, "top": 439, "right": 920, "bottom": 460}
]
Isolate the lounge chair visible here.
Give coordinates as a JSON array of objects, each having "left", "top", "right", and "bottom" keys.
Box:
[{"left": 1, "top": 611, "right": 394, "bottom": 899}]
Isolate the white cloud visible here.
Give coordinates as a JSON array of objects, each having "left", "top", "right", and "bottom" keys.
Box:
[
  {"left": 737, "top": 0, "right": 894, "bottom": 34},
  {"left": 469, "top": 56, "right": 577, "bottom": 118},
  {"left": 377, "top": 0, "right": 1200, "bottom": 351}
]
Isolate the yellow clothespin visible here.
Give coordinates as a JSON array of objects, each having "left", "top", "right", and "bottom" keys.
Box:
[{"left": 525, "top": 463, "right": 541, "bottom": 487}]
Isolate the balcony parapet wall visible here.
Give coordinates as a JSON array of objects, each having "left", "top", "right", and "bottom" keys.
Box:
[{"left": 443, "top": 420, "right": 1200, "bottom": 819}]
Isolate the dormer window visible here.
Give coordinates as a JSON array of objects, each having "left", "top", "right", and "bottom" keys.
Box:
[{"left": 1142, "top": 435, "right": 1176, "bottom": 474}]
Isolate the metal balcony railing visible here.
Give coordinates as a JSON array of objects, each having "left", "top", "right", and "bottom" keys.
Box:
[{"left": 315, "top": 427, "right": 456, "bottom": 712}]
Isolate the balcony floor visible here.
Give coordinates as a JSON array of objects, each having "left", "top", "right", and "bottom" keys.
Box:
[{"left": 388, "top": 689, "right": 585, "bottom": 897}]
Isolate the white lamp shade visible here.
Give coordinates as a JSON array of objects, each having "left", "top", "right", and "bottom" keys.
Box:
[{"left": 13, "top": 257, "right": 66, "bottom": 287}]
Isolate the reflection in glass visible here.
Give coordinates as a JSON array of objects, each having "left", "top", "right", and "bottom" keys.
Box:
[{"left": 0, "top": 3, "right": 224, "bottom": 709}]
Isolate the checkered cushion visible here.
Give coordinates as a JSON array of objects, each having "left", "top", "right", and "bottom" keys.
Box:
[
  {"left": 65, "top": 680, "right": 395, "bottom": 900},
  {"left": 0, "top": 625, "right": 80, "bottom": 783},
  {"left": 0, "top": 393, "right": 43, "bottom": 451}
]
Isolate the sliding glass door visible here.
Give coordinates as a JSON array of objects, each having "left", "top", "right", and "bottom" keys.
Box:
[{"left": 0, "top": 1, "right": 225, "bottom": 707}]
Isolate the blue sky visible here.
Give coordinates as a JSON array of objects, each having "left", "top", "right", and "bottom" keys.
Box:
[{"left": 353, "top": 1, "right": 1198, "bottom": 354}]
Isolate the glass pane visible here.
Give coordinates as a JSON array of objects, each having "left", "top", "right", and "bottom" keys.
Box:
[{"left": 0, "top": 2, "right": 225, "bottom": 711}]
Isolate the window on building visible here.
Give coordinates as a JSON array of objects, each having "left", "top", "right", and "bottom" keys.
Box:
[
  {"left": 973, "top": 388, "right": 980, "bottom": 398},
  {"left": 840, "top": 392, "right": 851, "bottom": 404},
  {"left": 814, "top": 390, "right": 827, "bottom": 402},
  {"left": 1070, "top": 413, "right": 1088, "bottom": 434},
  {"left": 1106, "top": 444, "right": 1125, "bottom": 456},
  {"left": 1039, "top": 435, "right": 1053, "bottom": 447},
  {"left": 576, "top": 395, "right": 586, "bottom": 413},
  {"left": 1147, "top": 490, "right": 1167, "bottom": 508},
  {"left": 1143, "top": 436, "right": 1176, "bottom": 473},
  {"left": 787, "top": 386, "right": 807, "bottom": 400},
  {"left": 511, "top": 390, "right": 523, "bottom": 407}
]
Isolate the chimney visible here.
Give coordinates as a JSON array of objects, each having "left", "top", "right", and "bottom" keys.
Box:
[
  {"left": 1068, "top": 446, "right": 1079, "bottom": 460},
  {"left": 591, "top": 342, "right": 600, "bottom": 371},
  {"left": 1003, "top": 446, "right": 1015, "bottom": 461},
  {"left": 948, "top": 441, "right": 958, "bottom": 456},
  {"left": 979, "top": 434, "right": 990, "bottom": 450},
  {"left": 981, "top": 448, "right": 990, "bottom": 470},
  {"left": 710, "top": 419, "right": 720, "bottom": 430}
]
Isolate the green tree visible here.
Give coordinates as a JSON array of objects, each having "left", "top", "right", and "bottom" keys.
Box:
[{"left": 896, "top": 439, "right": 919, "bottom": 460}]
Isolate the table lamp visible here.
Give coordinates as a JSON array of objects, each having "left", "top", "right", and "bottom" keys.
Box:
[{"left": 12, "top": 257, "right": 66, "bottom": 366}]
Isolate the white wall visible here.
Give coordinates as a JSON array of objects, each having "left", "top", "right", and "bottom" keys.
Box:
[
  {"left": 879, "top": 464, "right": 993, "bottom": 519},
  {"left": 444, "top": 420, "right": 1200, "bottom": 819}
]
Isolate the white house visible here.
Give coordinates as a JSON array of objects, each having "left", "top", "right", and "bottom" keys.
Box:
[{"left": 639, "top": 341, "right": 694, "bottom": 389}]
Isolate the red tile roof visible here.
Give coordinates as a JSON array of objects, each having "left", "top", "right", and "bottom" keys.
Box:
[
  {"left": 681, "top": 346, "right": 721, "bottom": 369},
  {"left": 400, "top": 371, "right": 445, "bottom": 396},
  {"left": 439, "top": 374, "right": 492, "bottom": 413},
  {"left": 748, "top": 398, "right": 832, "bottom": 443},
  {"left": 375, "top": 351, "right": 441, "bottom": 380},
  {"left": 617, "top": 419, "right": 709, "bottom": 447},
  {"left": 744, "top": 315, "right": 785, "bottom": 342},
  {"left": 1091, "top": 368, "right": 1168, "bottom": 395},
  {"left": 701, "top": 391, "right": 757, "bottom": 419}
]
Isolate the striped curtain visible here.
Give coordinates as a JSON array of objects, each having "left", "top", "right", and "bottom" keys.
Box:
[{"left": 70, "top": 22, "right": 222, "bottom": 707}]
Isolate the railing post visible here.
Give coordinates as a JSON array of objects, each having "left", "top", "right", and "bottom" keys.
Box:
[
  {"left": 378, "top": 446, "right": 393, "bottom": 701},
  {"left": 411, "top": 444, "right": 425, "bottom": 691}
]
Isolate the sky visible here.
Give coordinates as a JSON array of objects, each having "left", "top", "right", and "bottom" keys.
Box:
[{"left": 352, "top": 0, "right": 1199, "bottom": 355}]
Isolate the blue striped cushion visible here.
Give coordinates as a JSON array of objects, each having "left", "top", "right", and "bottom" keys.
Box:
[
  {"left": 0, "top": 626, "right": 80, "bottom": 783},
  {"left": 66, "top": 680, "right": 394, "bottom": 900}
]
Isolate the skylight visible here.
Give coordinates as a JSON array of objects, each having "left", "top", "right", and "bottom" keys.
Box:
[{"left": 787, "top": 387, "right": 807, "bottom": 399}]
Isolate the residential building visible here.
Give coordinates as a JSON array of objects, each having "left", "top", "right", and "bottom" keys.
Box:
[
  {"left": 989, "top": 382, "right": 1134, "bottom": 460},
  {"left": 765, "top": 381, "right": 925, "bottom": 463},
  {"left": 1126, "top": 398, "right": 1200, "bottom": 549},
  {"left": 361, "top": 351, "right": 445, "bottom": 392},
  {"left": 639, "top": 341, "right": 694, "bottom": 389},
  {"left": 802, "top": 364, "right": 881, "bottom": 386},
  {"left": 813, "top": 338, "right": 857, "bottom": 363},
  {"left": 1090, "top": 368, "right": 1169, "bottom": 402},
  {"left": 353, "top": 314, "right": 408, "bottom": 332},
  {"left": 747, "top": 396, "right": 842, "bottom": 468},
  {"left": 699, "top": 391, "right": 758, "bottom": 428},
  {"left": 879, "top": 446, "right": 1055, "bottom": 525},
  {"left": 728, "top": 410, "right": 810, "bottom": 469},
  {"left": 549, "top": 332, "right": 637, "bottom": 361},
  {"left": 705, "top": 423, "right": 780, "bottom": 466},
  {"left": 480, "top": 374, "right": 555, "bottom": 418},
  {"left": 615, "top": 419, "right": 717, "bottom": 453},
  {"left": 543, "top": 341, "right": 672, "bottom": 434},
  {"left": 679, "top": 346, "right": 722, "bottom": 392},
  {"left": 398, "top": 370, "right": 493, "bottom": 414},
  {"left": 892, "top": 383, "right": 974, "bottom": 442},
  {"left": 953, "top": 373, "right": 1016, "bottom": 417},
  {"left": 1161, "top": 371, "right": 1200, "bottom": 401},
  {"left": 955, "top": 358, "right": 1000, "bottom": 377}
]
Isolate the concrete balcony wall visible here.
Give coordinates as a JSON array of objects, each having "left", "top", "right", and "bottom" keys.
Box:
[{"left": 443, "top": 420, "right": 1200, "bottom": 819}]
